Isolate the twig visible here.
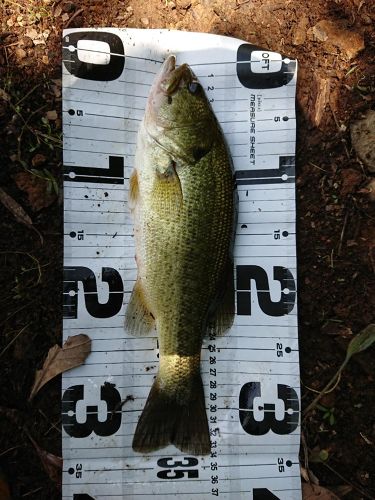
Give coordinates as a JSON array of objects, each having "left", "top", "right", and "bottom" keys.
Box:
[
  {"left": 329, "top": 102, "right": 350, "bottom": 159},
  {"left": 0, "top": 298, "right": 36, "bottom": 326},
  {"left": 15, "top": 83, "right": 42, "bottom": 107},
  {"left": 65, "top": 8, "right": 84, "bottom": 28},
  {"left": 302, "top": 373, "right": 342, "bottom": 395},
  {"left": 0, "top": 323, "right": 30, "bottom": 358},
  {"left": 338, "top": 208, "right": 350, "bottom": 256},
  {"left": 234, "top": 0, "right": 250, "bottom": 8},
  {"left": 21, "top": 487, "right": 43, "bottom": 497},
  {"left": 38, "top": 409, "right": 62, "bottom": 435},
  {"left": 322, "top": 461, "right": 375, "bottom": 500}
]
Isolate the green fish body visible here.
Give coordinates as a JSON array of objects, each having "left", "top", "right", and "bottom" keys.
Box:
[{"left": 126, "top": 55, "right": 236, "bottom": 455}]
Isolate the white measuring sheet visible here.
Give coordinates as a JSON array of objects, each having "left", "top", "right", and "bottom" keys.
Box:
[{"left": 62, "top": 29, "right": 300, "bottom": 500}]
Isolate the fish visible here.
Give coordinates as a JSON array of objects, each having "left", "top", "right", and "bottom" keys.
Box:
[{"left": 125, "top": 55, "right": 236, "bottom": 455}]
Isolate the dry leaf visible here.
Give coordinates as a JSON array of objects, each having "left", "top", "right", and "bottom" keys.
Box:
[
  {"left": 46, "top": 110, "right": 58, "bottom": 120},
  {"left": 14, "top": 171, "right": 56, "bottom": 212},
  {"left": 29, "top": 334, "right": 91, "bottom": 401},
  {"left": 28, "top": 434, "right": 62, "bottom": 486},
  {"left": 302, "top": 483, "right": 340, "bottom": 500},
  {"left": 0, "top": 187, "right": 33, "bottom": 226}
]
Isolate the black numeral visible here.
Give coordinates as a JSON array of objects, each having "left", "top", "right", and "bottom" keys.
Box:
[
  {"left": 236, "top": 265, "right": 296, "bottom": 316},
  {"left": 64, "top": 156, "right": 124, "bottom": 185},
  {"left": 253, "top": 489, "right": 280, "bottom": 500},
  {"left": 62, "top": 384, "right": 122, "bottom": 438},
  {"left": 235, "top": 155, "right": 295, "bottom": 186},
  {"left": 236, "top": 44, "right": 296, "bottom": 89},
  {"left": 63, "top": 266, "right": 124, "bottom": 319},
  {"left": 239, "top": 382, "right": 299, "bottom": 435},
  {"left": 157, "top": 457, "right": 199, "bottom": 480},
  {"left": 63, "top": 31, "right": 124, "bottom": 81}
]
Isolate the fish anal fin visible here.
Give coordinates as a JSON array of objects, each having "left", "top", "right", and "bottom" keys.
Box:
[
  {"left": 129, "top": 170, "right": 139, "bottom": 210},
  {"left": 132, "top": 374, "right": 210, "bottom": 455},
  {"left": 207, "top": 259, "right": 235, "bottom": 337},
  {"left": 125, "top": 279, "right": 155, "bottom": 336}
]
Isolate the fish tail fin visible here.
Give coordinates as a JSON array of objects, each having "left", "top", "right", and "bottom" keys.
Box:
[{"left": 132, "top": 374, "right": 211, "bottom": 455}]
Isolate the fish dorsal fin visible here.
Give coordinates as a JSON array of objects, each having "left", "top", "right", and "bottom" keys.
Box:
[
  {"left": 207, "top": 259, "right": 235, "bottom": 337},
  {"left": 125, "top": 279, "right": 155, "bottom": 336}
]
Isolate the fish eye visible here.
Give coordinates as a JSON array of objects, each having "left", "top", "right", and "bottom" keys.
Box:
[{"left": 188, "top": 81, "right": 201, "bottom": 94}]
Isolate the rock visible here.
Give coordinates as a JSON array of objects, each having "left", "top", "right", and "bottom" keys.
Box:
[
  {"left": 62, "top": 2, "right": 76, "bottom": 12},
  {"left": 20, "top": 36, "right": 33, "bottom": 48},
  {"left": 31, "top": 154, "right": 47, "bottom": 167},
  {"left": 364, "top": 178, "right": 375, "bottom": 202},
  {"left": 15, "top": 48, "right": 27, "bottom": 59},
  {"left": 310, "top": 20, "right": 364, "bottom": 60},
  {"left": 46, "top": 110, "right": 58, "bottom": 121},
  {"left": 177, "top": 0, "right": 191, "bottom": 8},
  {"left": 141, "top": 17, "right": 149, "bottom": 26},
  {"left": 292, "top": 16, "right": 308, "bottom": 46},
  {"left": 340, "top": 168, "right": 362, "bottom": 196},
  {"left": 351, "top": 110, "right": 375, "bottom": 172}
]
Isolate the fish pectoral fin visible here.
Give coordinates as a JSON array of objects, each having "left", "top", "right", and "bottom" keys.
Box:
[
  {"left": 207, "top": 259, "right": 235, "bottom": 337},
  {"left": 132, "top": 373, "right": 210, "bottom": 455},
  {"left": 152, "top": 160, "right": 183, "bottom": 212},
  {"left": 125, "top": 279, "right": 155, "bottom": 336},
  {"left": 128, "top": 170, "right": 140, "bottom": 210}
]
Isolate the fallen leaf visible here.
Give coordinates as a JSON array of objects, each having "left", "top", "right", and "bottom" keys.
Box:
[
  {"left": 302, "top": 483, "right": 340, "bottom": 499},
  {"left": 27, "top": 434, "right": 62, "bottom": 486},
  {"left": 14, "top": 170, "right": 57, "bottom": 211},
  {"left": 29, "top": 334, "right": 91, "bottom": 401},
  {"left": 61, "top": 12, "right": 69, "bottom": 22},
  {"left": 0, "top": 89, "right": 11, "bottom": 102},
  {"left": 0, "top": 187, "right": 33, "bottom": 226},
  {"left": 46, "top": 109, "right": 58, "bottom": 120}
]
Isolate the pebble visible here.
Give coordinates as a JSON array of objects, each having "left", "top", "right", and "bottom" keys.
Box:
[
  {"left": 141, "top": 17, "right": 149, "bottom": 26},
  {"left": 351, "top": 110, "right": 375, "bottom": 172},
  {"left": 15, "top": 48, "right": 27, "bottom": 59},
  {"left": 310, "top": 19, "right": 364, "bottom": 60}
]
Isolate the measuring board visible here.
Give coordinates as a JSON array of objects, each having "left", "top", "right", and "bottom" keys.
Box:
[{"left": 62, "top": 29, "right": 300, "bottom": 500}]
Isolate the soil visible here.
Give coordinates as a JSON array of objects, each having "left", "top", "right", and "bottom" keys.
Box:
[{"left": 0, "top": 0, "right": 374, "bottom": 499}]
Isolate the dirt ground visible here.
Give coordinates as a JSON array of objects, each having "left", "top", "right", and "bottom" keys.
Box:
[{"left": 0, "top": 0, "right": 374, "bottom": 498}]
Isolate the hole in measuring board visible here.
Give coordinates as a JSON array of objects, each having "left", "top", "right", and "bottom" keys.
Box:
[
  {"left": 77, "top": 39, "right": 111, "bottom": 66},
  {"left": 68, "top": 109, "right": 75, "bottom": 116},
  {"left": 282, "top": 116, "right": 289, "bottom": 121},
  {"left": 241, "top": 224, "right": 248, "bottom": 229},
  {"left": 69, "top": 231, "right": 77, "bottom": 238},
  {"left": 281, "top": 174, "right": 288, "bottom": 181},
  {"left": 68, "top": 172, "right": 76, "bottom": 179},
  {"left": 285, "top": 347, "right": 292, "bottom": 353},
  {"left": 68, "top": 468, "right": 74, "bottom": 475},
  {"left": 68, "top": 290, "right": 76, "bottom": 297},
  {"left": 286, "top": 460, "right": 292, "bottom": 467},
  {"left": 283, "top": 288, "right": 290, "bottom": 295},
  {"left": 282, "top": 231, "right": 289, "bottom": 237}
]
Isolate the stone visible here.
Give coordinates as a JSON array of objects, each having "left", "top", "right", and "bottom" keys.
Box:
[
  {"left": 292, "top": 16, "right": 308, "bottom": 46},
  {"left": 351, "top": 110, "right": 375, "bottom": 172},
  {"left": 310, "top": 20, "right": 364, "bottom": 60}
]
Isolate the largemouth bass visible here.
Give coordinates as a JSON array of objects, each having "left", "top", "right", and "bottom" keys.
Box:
[{"left": 126, "top": 55, "right": 236, "bottom": 455}]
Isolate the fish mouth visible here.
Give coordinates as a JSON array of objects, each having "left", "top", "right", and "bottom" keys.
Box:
[{"left": 158, "top": 55, "right": 195, "bottom": 95}]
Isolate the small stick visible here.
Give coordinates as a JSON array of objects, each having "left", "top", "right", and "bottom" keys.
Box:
[{"left": 65, "top": 8, "right": 84, "bottom": 28}]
